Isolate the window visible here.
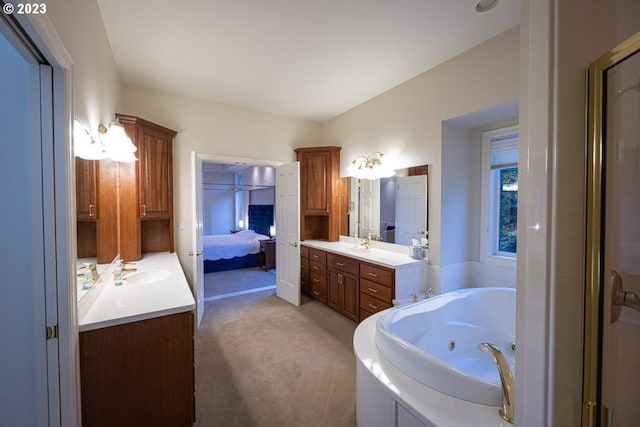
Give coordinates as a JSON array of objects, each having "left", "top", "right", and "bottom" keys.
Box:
[{"left": 481, "top": 126, "right": 519, "bottom": 261}]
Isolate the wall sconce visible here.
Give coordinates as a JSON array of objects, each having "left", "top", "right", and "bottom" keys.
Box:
[
  {"left": 98, "top": 120, "right": 138, "bottom": 163},
  {"left": 73, "top": 119, "right": 137, "bottom": 162},
  {"left": 346, "top": 151, "right": 396, "bottom": 180}
]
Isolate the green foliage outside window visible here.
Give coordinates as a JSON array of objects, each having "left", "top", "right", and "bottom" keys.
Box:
[{"left": 499, "top": 167, "right": 518, "bottom": 253}]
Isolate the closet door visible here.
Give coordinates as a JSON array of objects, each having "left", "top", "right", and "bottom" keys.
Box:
[{"left": 0, "top": 29, "right": 59, "bottom": 426}]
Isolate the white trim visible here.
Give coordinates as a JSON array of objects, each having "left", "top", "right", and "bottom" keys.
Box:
[
  {"left": 18, "top": 14, "right": 80, "bottom": 427},
  {"left": 480, "top": 125, "right": 519, "bottom": 267}
]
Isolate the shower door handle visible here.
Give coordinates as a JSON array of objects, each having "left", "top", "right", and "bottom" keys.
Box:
[{"left": 611, "top": 270, "right": 640, "bottom": 323}]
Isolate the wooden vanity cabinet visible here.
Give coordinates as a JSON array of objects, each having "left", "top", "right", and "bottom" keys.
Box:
[
  {"left": 300, "top": 245, "right": 310, "bottom": 295},
  {"left": 295, "top": 146, "right": 342, "bottom": 241},
  {"left": 117, "top": 114, "right": 177, "bottom": 261},
  {"left": 359, "top": 263, "right": 395, "bottom": 321},
  {"left": 308, "top": 248, "right": 328, "bottom": 303},
  {"left": 80, "top": 311, "right": 195, "bottom": 427},
  {"left": 327, "top": 253, "right": 359, "bottom": 322}
]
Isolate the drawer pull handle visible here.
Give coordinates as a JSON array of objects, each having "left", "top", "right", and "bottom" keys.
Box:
[
  {"left": 367, "top": 287, "right": 378, "bottom": 293},
  {"left": 336, "top": 262, "right": 344, "bottom": 267},
  {"left": 368, "top": 303, "right": 379, "bottom": 310},
  {"left": 313, "top": 255, "right": 319, "bottom": 259},
  {"left": 313, "top": 278, "right": 319, "bottom": 283},
  {"left": 313, "top": 291, "right": 320, "bottom": 296},
  {"left": 312, "top": 266, "right": 319, "bottom": 271},
  {"left": 368, "top": 272, "right": 378, "bottom": 278}
]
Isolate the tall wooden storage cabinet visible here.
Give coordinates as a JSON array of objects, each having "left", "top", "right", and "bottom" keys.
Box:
[
  {"left": 76, "top": 157, "right": 119, "bottom": 264},
  {"left": 295, "top": 146, "right": 342, "bottom": 241},
  {"left": 118, "top": 114, "right": 177, "bottom": 261}
]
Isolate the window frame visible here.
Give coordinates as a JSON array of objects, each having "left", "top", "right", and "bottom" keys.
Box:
[{"left": 480, "top": 125, "right": 519, "bottom": 265}]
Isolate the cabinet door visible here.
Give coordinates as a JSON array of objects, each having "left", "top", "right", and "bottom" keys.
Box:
[
  {"left": 76, "top": 157, "right": 97, "bottom": 219},
  {"left": 342, "top": 272, "right": 359, "bottom": 322},
  {"left": 300, "top": 151, "right": 330, "bottom": 214},
  {"left": 327, "top": 268, "right": 342, "bottom": 311},
  {"left": 138, "top": 127, "right": 173, "bottom": 219}
]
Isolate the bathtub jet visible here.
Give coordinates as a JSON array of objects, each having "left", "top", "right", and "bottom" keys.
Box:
[{"left": 374, "top": 287, "right": 516, "bottom": 407}]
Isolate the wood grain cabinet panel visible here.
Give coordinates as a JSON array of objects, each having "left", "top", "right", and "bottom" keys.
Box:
[
  {"left": 295, "top": 146, "right": 341, "bottom": 241},
  {"left": 117, "top": 114, "right": 177, "bottom": 261},
  {"left": 80, "top": 311, "right": 195, "bottom": 427},
  {"left": 75, "top": 157, "right": 98, "bottom": 220}
]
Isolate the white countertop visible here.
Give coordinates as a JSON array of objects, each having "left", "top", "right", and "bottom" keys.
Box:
[
  {"left": 78, "top": 252, "right": 195, "bottom": 332},
  {"left": 301, "top": 239, "right": 425, "bottom": 269},
  {"left": 354, "top": 311, "right": 511, "bottom": 427}
]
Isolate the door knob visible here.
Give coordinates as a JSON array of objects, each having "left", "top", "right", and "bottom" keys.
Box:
[
  {"left": 611, "top": 270, "right": 640, "bottom": 323},
  {"left": 289, "top": 242, "right": 298, "bottom": 247},
  {"left": 188, "top": 251, "right": 203, "bottom": 256}
]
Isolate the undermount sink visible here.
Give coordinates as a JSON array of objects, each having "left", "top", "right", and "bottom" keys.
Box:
[
  {"left": 345, "top": 246, "right": 371, "bottom": 253},
  {"left": 124, "top": 269, "right": 171, "bottom": 285}
]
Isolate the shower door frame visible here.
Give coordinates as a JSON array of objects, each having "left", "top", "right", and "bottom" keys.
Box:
[{"left": 583, "top": 30, "right": 640, "bottom": 427}]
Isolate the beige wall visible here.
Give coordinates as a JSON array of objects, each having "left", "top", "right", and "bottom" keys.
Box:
[
  {"left": 120, "top": 84, "right": 321, "bottom": 281},
  {"left": 322, "top": 27, "right": 520, "bottom": 266},
  {"left": 46, "top": 0, "right": 121, "bottom": 134}
]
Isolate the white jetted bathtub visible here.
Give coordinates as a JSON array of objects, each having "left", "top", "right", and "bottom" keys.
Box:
[{"left": 374, "top": 287, "right": 516, "bottom": 406}]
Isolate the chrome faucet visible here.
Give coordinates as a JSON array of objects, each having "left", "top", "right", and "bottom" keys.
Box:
[{"left": 478, "top": 342, "right": 514, "bottom": 424}]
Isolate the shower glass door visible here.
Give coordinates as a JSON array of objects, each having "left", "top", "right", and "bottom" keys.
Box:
[{"left": 585, "top": 31, "right": 640, "bottom": 427}]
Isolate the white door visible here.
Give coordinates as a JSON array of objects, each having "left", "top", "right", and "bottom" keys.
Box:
[
  {"left": 395, "top": 175, "right": 428, "bottom": 246},
  {"left": 359, "top": 178, "right": 380, "bottom": 238},
  {"left": 600, "top": 45, "right": 640, "bottom": 426},
  {"left": 0, "top": 29, "right": 59, "bottom": 425},
  {"left": 275, "top": 162, "right": 300, "bottom": 306},
  {"left": 191, "top": 152, "right": 205, "bottom": 328}
]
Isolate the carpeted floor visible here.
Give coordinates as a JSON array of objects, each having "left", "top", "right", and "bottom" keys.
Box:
[
  {"left": 194, "top": 289, "right": 358, "bottom": 427},
  {"left": 204, "top": 267, "right": 276, "bottom": 299}
]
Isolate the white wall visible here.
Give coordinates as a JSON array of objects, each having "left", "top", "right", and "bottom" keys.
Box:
[
  {"left": 46, "top": 1, "right": 121, "bottom": 135},
  {"left": 322, "top": 26, "right": 520, "bottom": 270},
  {"left": 121, "top": 85, "right": 321, "bottom": 283}
]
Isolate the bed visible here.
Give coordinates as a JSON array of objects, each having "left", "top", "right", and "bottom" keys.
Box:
[{"left": 203, "top": 205, "right": 273, "bottom": 273}]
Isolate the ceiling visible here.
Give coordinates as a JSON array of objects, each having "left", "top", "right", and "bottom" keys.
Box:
[{"left": 97, "top": 0, "right": 520, "bottom": 123}]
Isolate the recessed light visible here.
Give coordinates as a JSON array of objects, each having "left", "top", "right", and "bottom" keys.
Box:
[{"left": 476, "top": 0, "right": 501, "bottom": 12}]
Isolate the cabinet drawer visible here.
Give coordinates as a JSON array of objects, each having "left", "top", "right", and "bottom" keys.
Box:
[
  {"left": 360, "top": 293, "right": 392, "bottom": 315},
  {"left": 360, "top": 278, "right": 392, "bottom": 303},
  {"left": 360, "top": 263, "right": 393, "bottom": 287},
  {"left": 309, "top": 260, "right": 326, "bottom": 276},
  {"left": 309, "top": 248, "right": 327, "bottom": 264},
  {"left": 309, "top": 272, "right": 326, "bottom": 289},
  {"left": 310, "top": 283, "right": 327, "bottom": 303},
  {"left": 360, "top": 309, "right": 375, "bottom": 322},
  {"left": 300, "top": 261, "right": 309, "bottom": 276},
  {"left": 327, "top": 253, "right": 359, "bottom": 275},
  {"left": 300, "top": 245, "right": 309, "bottom": 258}
]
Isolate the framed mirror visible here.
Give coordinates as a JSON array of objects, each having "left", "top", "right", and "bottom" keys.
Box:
[{"left": 343, "top": 165, "right": 429, "bottom": 246}]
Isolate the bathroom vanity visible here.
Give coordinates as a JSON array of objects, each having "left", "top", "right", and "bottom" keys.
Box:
[
  {"left": 78, "top": 252, "right": 196, "bottom": 427},
  {"left": 300, "top": 239, "right": 428, "bottom": 322}
]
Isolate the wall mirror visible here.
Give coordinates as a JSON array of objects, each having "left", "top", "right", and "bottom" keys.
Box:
[{"left": 343, "top": 165, "right": 429, "bottom": 246}]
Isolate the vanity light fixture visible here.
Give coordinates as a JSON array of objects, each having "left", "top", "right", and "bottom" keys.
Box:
[
  {"left": 475, "top": 0, "right": 501, "bottom": 13},
  {"left": 74, "top": 120, "right": 107, "bottom": 160},
  {"left": 74, "top": 119, "right": 138, "bottom": 162},
  {"left": 346, "top": 151, "right": 396, "bottom": 180},
  {"left": 98, "top": 120, "right": 138, "bottom": 163}
]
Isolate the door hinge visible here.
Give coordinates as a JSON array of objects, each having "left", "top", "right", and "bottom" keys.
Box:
[
  {"left": 583, "top": 401, "right": 610, "bottom": 427},
  {"left": 46, "top": 324, "right": 58, "bottom": 340}
]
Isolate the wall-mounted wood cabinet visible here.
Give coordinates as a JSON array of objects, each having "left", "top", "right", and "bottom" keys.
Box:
[
  {"left": 76, "top": 157, "right": 119, "bottom": 264},
  {"left": 295, "top": 146, "right": 342, "bottom": 241},
  {"left": 118, "top": 114, "right": 177, "bottom": 261}
]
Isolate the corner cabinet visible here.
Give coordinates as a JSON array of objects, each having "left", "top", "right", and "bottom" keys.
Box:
[
  {"left": 295, "top": 146, "right": 343, "bottom": 241},
  {"left": 118, "top": 114, "right": 177, "bottom": 261}
]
